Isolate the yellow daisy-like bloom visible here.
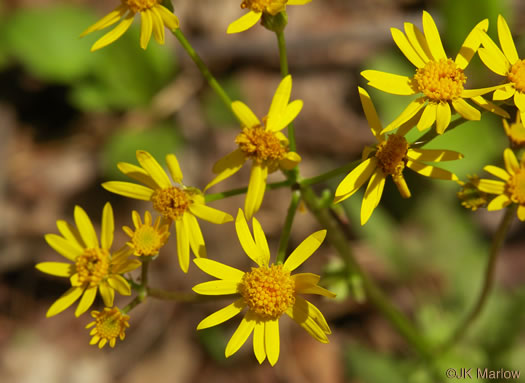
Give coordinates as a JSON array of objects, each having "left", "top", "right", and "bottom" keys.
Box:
[
  {"left": 205, "top": 75, "right": 302, "bottom": 220},
  {"left": 477, "top": 15, "right": 525, "bottom": 124},
  {"left": 36, "top": 203, "right": 141, "bottom": 317},
  {"left": 476, "top": 148, "right": 525, "bottom": 221},
  {"left": 227, "top": 0, "right": 311, "bottom": 34},
  {"left": 361, "top": 11, "right": 508, "bottom": 135},
  {"left": 86, "top": 307, "right": 130, "bottom": 348},
  {"left": 503, "top": 111, "right": 525, "bottom": 148},
  {"left": 193, "top": 209, "right": 335, "bottom": 366},
  {"left": 333, "top": 87, "right": 463, "bottom": 225},
  {"left": 80, "top": 0, "right": 180, "bottom": 51},
  {"left": 102, "top": 150, "right": 233, "bottom": 273},
  {"left": 123, "top": 210, "right": 170, "bottom": 257}
]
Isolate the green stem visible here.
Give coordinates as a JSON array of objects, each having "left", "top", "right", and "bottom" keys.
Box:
[
  {"left": 301, "top": 185, "right": 433, "bottom": 359},
  {"left": 276, "top": 189, "right": 301, "bottom": 264},
  {"left": 440, "top": 204, "right": 517, "bottom": 352},
  {"left": 205, "top": 179, "right": 293, "bottom": 203},
  {"left": 299, "top": 160, "right": 361, "bottom": 187},
  {"left": 173, "top": 29, "right": 232, "bottom": 110}
]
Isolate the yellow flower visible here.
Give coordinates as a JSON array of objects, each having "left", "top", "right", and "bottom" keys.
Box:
[
  {"left": 36, "top": 203, "right": 141, "bottom": 317},
  {"left": 123, "top": 210, "right": 170, "bottom": 257},
  {"left": 333, "top": 87, "right": 463, "bottom": 225},
  {"left": 476, "top": 148, "right": 525, "bottom": 221},
  {"left": 205, "top": 75, "right": 302, "bottom": 220},
  {"left": 192, "top": 209, "right": 335, "bottom": 366},
  {"left": 102, "top": 150, "right": 233, "bottom": 273},
  {"left": 80, "top": 0, "right": 179, "bottom": 51},
  {"left": 478, "top": 15, "right": 525, "bottom": 123},
  {"left": 86, "top": 307, "right": 130, "bottom": 348},
  {"left": 227, "top": 0, "right": 311, "bottom": 34},
  {"left": 503, "top": 112, "right": 525, "bottom": 148},
  {"left": 361, "top": 11, "right": 508, "bottom": 135}
]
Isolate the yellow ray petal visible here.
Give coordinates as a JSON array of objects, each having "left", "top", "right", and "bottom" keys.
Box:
[
  {"left": 91, "top": 12, "right": 135, "bottom": 52},
  {"left": 477, "top": 179, "right": 506, "bottom": 194},
  {"left": 483, "top": 165, "right": 510, "bottom": 181},
  {"left": 45, "top": 234, "right": 83, "bottom": 261},
  {"left": 232, "top": 101, "right": 261, "bottom": 128},
  {"left": 455, "top": 19, "right": 489, "bottom": 70},
  {"left": 361, "top": 170, "right": 386, "bottom": 225},
  {"left": 382, "top": 97, "right": 426, "bottom": 133},
  {"left": 205, "top": 149, "right": 246, "bottom": 191},
  {"left": 165, "top": 154, "right": 184, "bottom": 184},
  {"left": 268, "top": 75, "right": 292, "bottom": 129},
  {"left": 139, "top": 8, "right": 153, "bottom": 49},
  {"left": 102, "top": 181, "right": 155, "bottom": 201},
  {"left": 361, "top": 70, "right": 416, "bottom": 95},
  {"left": 503, "top": 148, "right": 520, "bottom": 174},
  {"left": 117, "top": 162, "right": 158, "bottom": 190},
  {"left": 451, "top": 98, "right": 480, "bottom": 121},
  {"left": 193, "top": 280, "right": 240, "bottom": 295},
  {"left": 417, "top": 102, "right": 437, "bottom": 131},
  {"left": 487, "top": 194, "right": 511, "bottom": 211},
  {"left": 74, "top": 205, "right": 99, "bottom": 249},
  {"left": 235, "top": 209, "right": 264, "bottom": 266},
  {"left": 56, "top": 220, "right": 84, "bottom": 249},
  {"left": 404, "top": 22, "right": 432, "bottom": 63},
  {"left": 296, "top": 296, "right": 331, "bottom": 334},
  {"left": 193, "top": 258, "right": 244, "bottom": 281},
  {"left": 183, "top": 212, "right": 206, "bottom": 258},
  {"left": 407, "top": 148, "right": 463, "bottom": 162},
  {"left": 80, "top": 5, "right": 127, "bottom": 37},
  {"left": 493, "top": 85, "right": 515, "bottom": 101},
  {"left": 189, "top": 203, "right": 233, "bottom": 224},
  {"left": 477, "top": 38, "right": 510, "bottom": 76},
  {"left": 284, "top": 230, "right": 326, "bottom": 272},
  {"left": 136, "top": 150, "right": 171, "bottom": 189},
  {"left": 75, "top": 286, "right": 97, "bottom": 317},
  {"left": 461, "top": 85, "right": 506, "bottom": 98},
  {"left": 298, "top": 284, "right": 336, "bottom": 298},
  {"left": 514, "top": 91, "right": 525, "bottom": 112},
  {"left": 391, "top": 27, "right": 425, "bottom": 68},
  {"left": 252, "top": 217, "right": 270, "bottom": 267},
  {"left": 292, "top": 273, "right": 320, "bottom": 289},
  {"left": 35, "top": 262, "right": 73, "bottom": 277},
  {"left": 244, "top": 164, "right": 268, "bottom": 220},
  {"left": 196, "top": 299, "right": 245, "bottom": 330},
  {"left": 227, "top": 11, "right": 262, "bottom": 34},
  {"left": 265, "top": 318, "right": 280, "bottom": 366},
  {"left": 99, "top": 281, "right": 114, "bottom": 307},
  {"left": 46, "top": 287, "right": 83, "bottom": 317},
  {"left": 157, "top": 5, "right": 179, "bottom": 31},
  {"left": 150, "top": 6, "right": 165, "bottom": 45},
  {"left": 470, "top": 95, "right": 510, "bottom": 119},
  {"left": 101, "top": 202, "right": 114, "bottom": 250},
  {"left": 107, "top": 275, "right": 131, "bottom": 295},
  {"left": 287, "top": 0, "right": 312, "bottom": 4},
  {"left": 358, "top": 87, "right": 383, "bottom": 140},
  {"left": 406, "top": 161, "right": 457, "bottom": 180},
  {"left": 422, "top": 11, "right": 446, "bottom": 60},
  {"left": 268, "top": 99, "right": 303, "bottom": 132},
  {"left": 517, "top": 205, "right": 525, "bottom": 221},
  {"left": 497, "top": 15, "right": 519, "bottom": 65},
  {"left": 225, "top": 313, "right": 256, "bottom": 357},
  {"left": 286, "top": 299, "right": 328, "bottom": 343},
  {"left": 253, "top": 320, "right": 266, "bottom": 364},
  {"left": 436, "top": 102, "right": 451, "bottom": 134},
  {"left": 176, "top": 219, "right": 190, "bottom": 273},
  {"left": 279, "top": 151, "right": 301, "bottom": 170},
  {"left": 334, "top": 158, "right": 377, "bottom": 204}
]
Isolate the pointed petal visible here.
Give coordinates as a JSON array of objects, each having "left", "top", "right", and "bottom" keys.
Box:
[
  {"left": 407, "top": 148, "right": 463, "bottom": 162},
  {"left": 74, "top": 206, "right": 99, "bottom": 249},
  {"left": 35, "top": 262, "right": 73, "bottom": 277},
  {"left": 91, "top": 13, "right": 134, "bottom": 52},
  {"left": 157, "top": 5, "right": 179, "bottom": 31},
  {"left": 487, "top": 194, "right": 512, "bottom": 211},
  {"left": 361, "top": 70, "right": 416, "bottom": 95},
  {"left": 483, "top": 165, "right": 510, "bottom": 181},
  {"left": 493, "top": 85, "right": 515, "bottom": 101},
  {"left": 498, "top": 15, "right": 519, "bottom": 65},
  {"left": 284, "top": 230, "right": 326, "bottom": 271},
  {"left": 461, "top": 85, "right": 508, "bottom": 98},
  {"left": 244, "top": 164, "right": 268, "bottom": 220},
  {"left": 139, "top": 9, "right": 153, "bottom": 49},
  {"left": 75, "top": 286, "right": 97, "bottom": 317},
  {"left": 391, "top": 27, "right": 425, "bottom": 68},
  {"left": 334, "top": 158, "right": 377, "bottom": 204},
  {"left": 296, "top": 296, "right": 331, "bottom": 334},
  {"left": 417, "top": 102, "right": 437, "bottom": 131},
  {"left": 176, "top": 219, "right": 190, "bottom": 273},
  {"left": 406, "top": 160, "right": 458, "bottom": 180},
  {"left": 193, "top": 258, "right": 244, "bottom": 281},
  {"left": 455, "top": 19, "right": 489, "bottom": 69},
  {"left": 117, "top": 162, "right": 158, "bottom": 190},
  {"left": 292, "top": 273, "right": 320, "bottom": 289},
  {"left": 107, "top": 275, "right": 132, "bottom": 295},
  {"left": 136, "top": 150, "right": 171, "bottom": 189},
  {"left": 504, "top": 148, "right": 520, "bottom": 174},
  {"left": 477, "top": 179, "right": 506, "bottom": 194},
  {"left": 225, "top": 312, "right": 256, "bottom": 357},
  {"left": 517, "top": 205, "right": 525, "bottom": 221},
  {"left": 361, "top": 170, "right": 386, "bottom": 225},
  {"left": 268, "top": 75, "right": 292, "bottom": 129},
  {"left": 286, "top": 298, "right": 328, "bottom": 343},
  {"left": 227, "top": 11, "right": 262, "bottom": 34},
  {"left": 46, "top": 287, "right": 83, "bottom": 317},
  {"left": 150, "top": 6, "right": 165, "bottom": 45},
  {"left": 196, "top": 299, "right": 245, "bottom": 330},
  {"left": 189, "top": 203, "right": 233, "bottom": 224},
  {"left": 477, "top": 32, "right": 510, "bottom": 75},
  {"left": 45, "top": 234, "right": 83, "bottom": 261},
  {"left": 514, "top": 91, "right": 525, "bottom": 113},
  {"left": 382, "top": 97, "right": 426, "bottom": 133},
  {"left": 297, "top": 284, "right": 336, "bottom": 298},
  {"left": 101, "top": 202, "right": 114, "bottom": 250},
  {"left": 253, "top": 320, "right": 266, "bottom": 364},
  {"left": 235, "top": 209, "right": 264, "bottom": 266},
  {"left": 80, "top": 5, "right": 127, "bottom": 37},
  {"left": 166, "top": 154, "right": 183, "bottom": 184},
  {"left": 358, "top": 87, "right": 384, "bottom": 140},
  {"left": 232, "top": 101, "right": 260, "bottom": 128},
  {"left": 422, "top": 11, "right": 446, "bottom": 60},
  {"left": 287, "top": 0, "right": 312, "bottom": 4},
  {"left": 183, "top": 213, "right": 206, "bottom": 258},
  {"left": 205, "top": 149, "right": 246, "bottom": 191},
  {"left": 470, "top": 95, "right": 510, "bottom": 118},
  {"left": 252, "top": 217, "right": 270, "bottom": 267},
  {"left": 436, "top": 102, "right": 451, "bottom": 134},
  {"left": 102, "top": 181, "right": 154, "bottom": 200},
  {"left": 279, "top": 151, "right": 301, "bottom": 170},
  {"left": 56, "top": 220, "right": 84, "bottom": 249},
  {"left": 451, "top": 98, "right": 481, "bottom": 121},
  {"left": 404, "top": 22, "right": 432, "bottom": 63},
  {"left": 99, "top": 281, "right": 115, "bottom": 307},
  {"left": 265, "top": 318, "right": 280, "bottom": 366},
  {"left": 268, "top": 100, "right": 303, "bottom": 132},
  {"left": 193, "top": 280, "right": 240, "bottom": 295}
]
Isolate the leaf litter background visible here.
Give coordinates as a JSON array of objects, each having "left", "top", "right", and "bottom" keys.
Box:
[{"left": 0, "top": 0, "right": 524, "bottom": 382}]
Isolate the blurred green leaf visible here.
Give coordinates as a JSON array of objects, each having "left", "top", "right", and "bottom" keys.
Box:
[
  {"left": 203, "top": 77, "right": 241, "bottom": 127},
  {"left": 345, "top": 345, "right": 410, "bottom": 383},
  {"left": 101, "top": 122, "right": 183, "bottom": 181}
]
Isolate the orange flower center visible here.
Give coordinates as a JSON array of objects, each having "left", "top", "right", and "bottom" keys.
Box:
[
  {"left": 240, "top": 264, "right": 295, "bottom": 319},
  {"left": 151, "top": 186, "right": 191, "bottom": 221},
  {"left": 235, "top": 125, "right": 288, "bottom": 164},
  {"left": 91, "top": 307, "right": 130, "bottom": 341},
  {"left": 508, "top": 59, "right": 525, "bottom": 92},
  {"left": 414, "top": 58, "right": 466, "bottom": 101},
  {"left": 375, "top": 134, "right": 409, "bottom": 176},
  {"left": 241, "top": 0, "right": 287, "bottom": 14},
  {"left": 507, "top": 169, "right": 525, "bottom": 204},
  {"left": 123, "top": 0, "right": 158, "bottom": 13},
  {"left": 75, "top": 248, "right": 110, "bottom": 288}
]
